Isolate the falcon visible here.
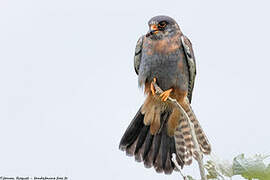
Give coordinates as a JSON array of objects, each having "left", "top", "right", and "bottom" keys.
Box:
[{"left": 119, "top": 15, "right": 211, "bottom": 174}]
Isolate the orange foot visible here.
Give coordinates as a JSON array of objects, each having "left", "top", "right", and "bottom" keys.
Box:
[
  {"left": 159, "top": 88, "right": 173, "bottom": 101},
  {"left": 150, "top": 77, "right": 157, "bottom": 95}
]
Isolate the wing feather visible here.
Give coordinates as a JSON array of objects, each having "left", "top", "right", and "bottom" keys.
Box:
[
  {"left": 134, "top": 36, "right": 144, "bottom": 75},
  {"left": 180, "top": 35, "right": 197, "bottom": 103}
]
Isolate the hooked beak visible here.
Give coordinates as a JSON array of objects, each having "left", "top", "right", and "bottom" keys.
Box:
[{"left": 146, "top": 24, "right": 159, "bottom": 37}]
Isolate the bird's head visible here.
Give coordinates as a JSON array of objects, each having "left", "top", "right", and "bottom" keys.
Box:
[{"left": 146, "top": 15, "right": 180, "bottom": 39}]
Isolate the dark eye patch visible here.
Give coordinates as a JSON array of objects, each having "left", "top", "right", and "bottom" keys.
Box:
[{"left": 158, "top": 21, "right": 168, "bottom": 30}]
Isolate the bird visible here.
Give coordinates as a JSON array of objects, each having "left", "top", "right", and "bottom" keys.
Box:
[{"left": 119, "top": 15, "right": 211, "bottom": 174}]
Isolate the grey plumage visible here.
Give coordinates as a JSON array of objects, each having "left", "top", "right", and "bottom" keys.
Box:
[
  {"left": 120, "top": 15, "right": 211, "bottom": 175},
  {"left": 134, "top": 16, "right": 196, "bottom": 101},
  {"left": 134, "top": 36, "right": 144, "bottom": 75},
  {"left": 139, "top": 48, "right": 189, "bottom": 91},
  {"left": 181, "top": 36, "right": 197, "bottom": 102}
]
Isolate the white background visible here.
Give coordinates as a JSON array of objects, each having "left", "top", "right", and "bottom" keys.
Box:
[{"left": 0, "top": 0, "right": 269, "bottom": 179}]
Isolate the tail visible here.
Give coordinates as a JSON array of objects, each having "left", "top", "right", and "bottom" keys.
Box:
[
  {"left": 173, "top": 103, "right": 211, "bottom": 166},
  {"left": 119, "top": 103, "right": 211, "bottom": 174},
  {"left": 187, "top": 104, "right": 211, "bottom": 154},
  {"left": 119, "top": 107, "right": 183, "bottom": 174}
]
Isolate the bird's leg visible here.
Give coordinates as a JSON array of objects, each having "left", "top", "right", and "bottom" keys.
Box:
[
  {"left": 150, "top": 77, "right": 157, "bottom": 95},
  {"left": 159, "top": 88, "right": 173, "bottom": 101}
]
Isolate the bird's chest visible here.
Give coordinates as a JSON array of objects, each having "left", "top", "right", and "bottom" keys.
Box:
[
  {"left": 143, "top": 36, "right": 180, "bottom": 55},
  {"left": 139, "top": 36, "right": 187, "bottom": 90},
  {"left": 141, "top": 36, "right": 183, "bottom": 76}
]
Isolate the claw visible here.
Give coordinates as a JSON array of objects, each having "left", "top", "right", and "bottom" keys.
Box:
[
  {"left": 150, "top": 77, "right": 157, "bottom": 95},
  {"left": 159, "top": 88, "right": 173, "bottom": 101}
]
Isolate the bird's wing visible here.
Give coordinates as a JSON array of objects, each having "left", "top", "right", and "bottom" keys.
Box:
[
  {"left": 180, "top": 35, "right": 197, "bottom": 103},
  {"left": 134, "top": 35, "right": 144, "bottom": 75}
]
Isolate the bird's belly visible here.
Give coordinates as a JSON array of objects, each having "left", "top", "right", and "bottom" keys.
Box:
[{"left": 139, "top": 51, "right": 189, "bottom": 91}]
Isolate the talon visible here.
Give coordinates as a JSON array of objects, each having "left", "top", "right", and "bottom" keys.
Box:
[
  {"left": 150, "top": 78, "right": 157, "bottom": 95},
  {"left": 159, "top": 88, "right": 173, "bottom": 101}
]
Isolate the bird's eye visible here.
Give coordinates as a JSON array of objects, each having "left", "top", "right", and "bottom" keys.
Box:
[{"left": 158, "top": 21, "right": 167, "bottom": 30}]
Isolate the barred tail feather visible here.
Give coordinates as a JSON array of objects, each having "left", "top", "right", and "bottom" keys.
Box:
[
  {"left": 174, "top": 114, "right": 193, "bottom": 165},
  {"left": 185, "top": 104, "right": 211, "bottom": 154}
]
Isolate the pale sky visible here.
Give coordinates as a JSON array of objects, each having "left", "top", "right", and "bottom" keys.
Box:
[{"left": 0, "top": 0, "right": 270, "bottom": 179}]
